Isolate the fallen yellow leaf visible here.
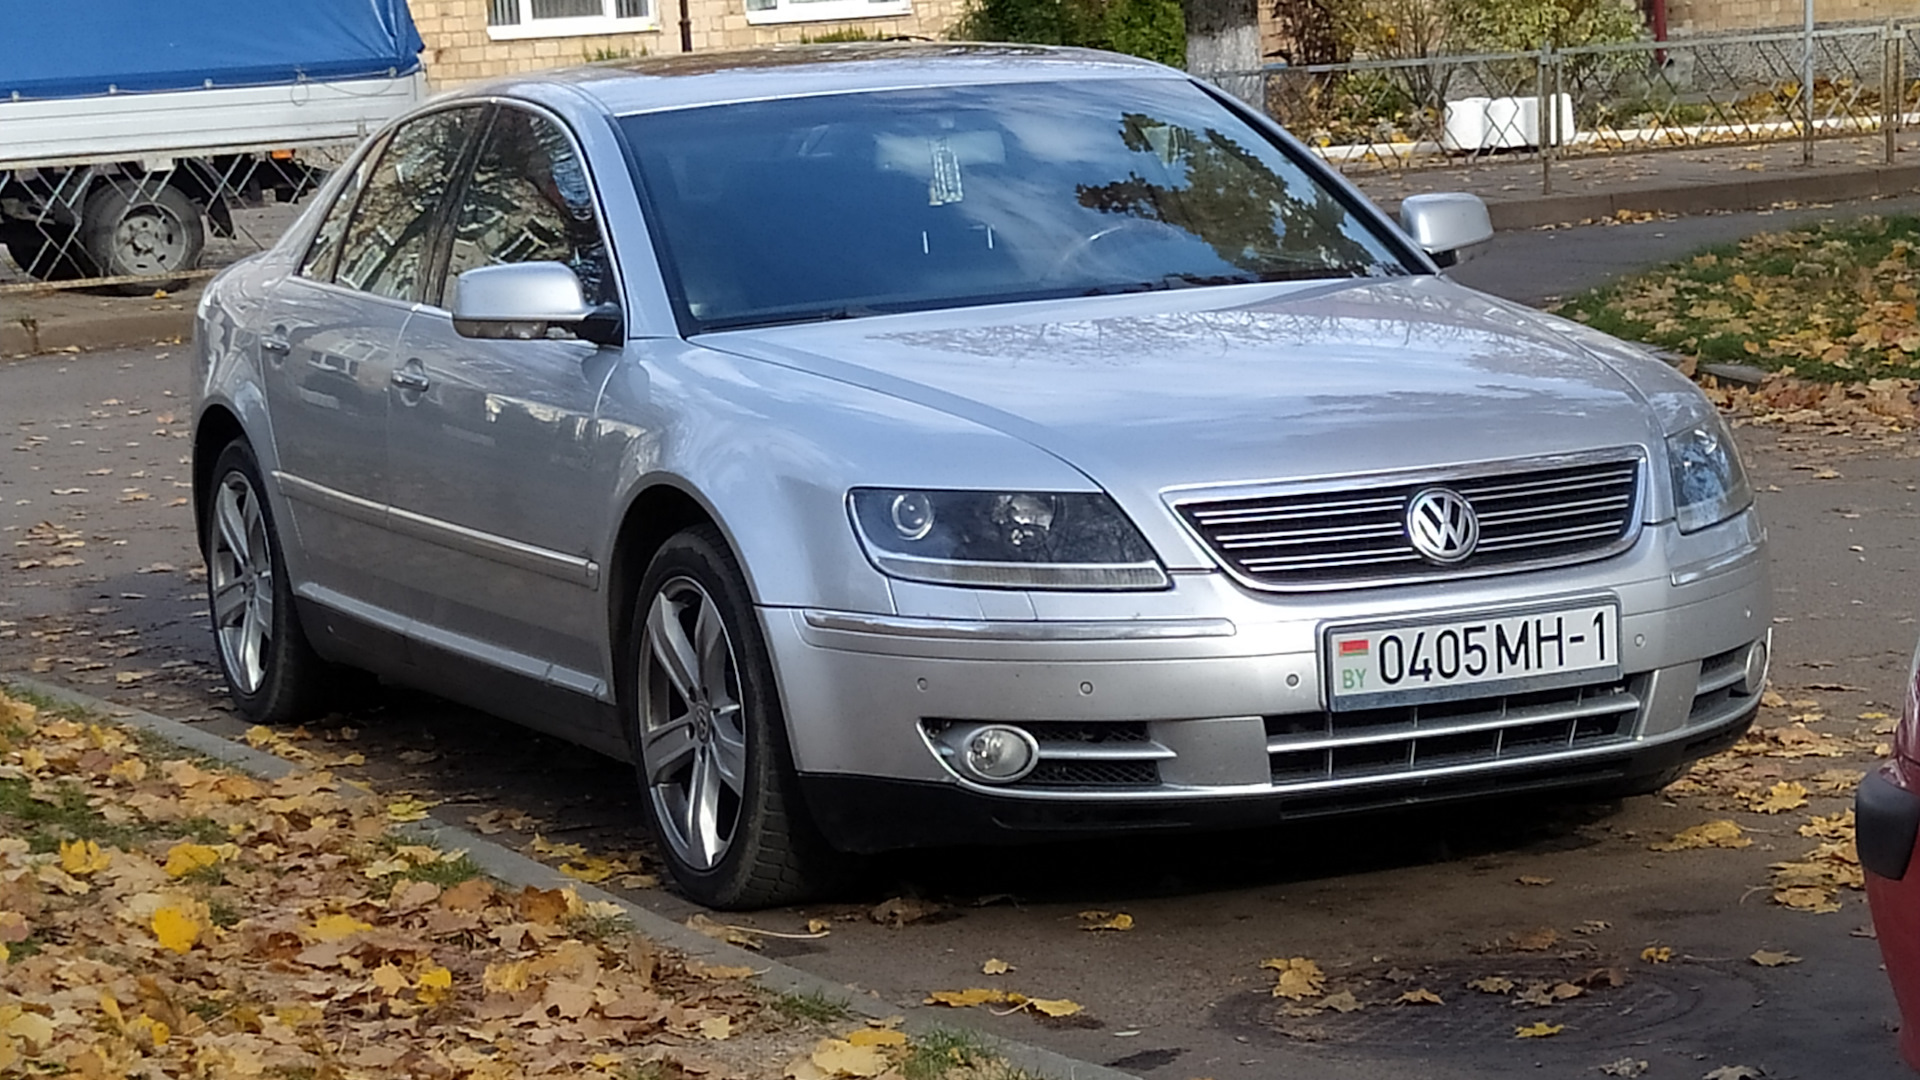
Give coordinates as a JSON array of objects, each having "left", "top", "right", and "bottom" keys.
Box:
[
  {"left": 305, "top": 913, "right": 373, "bottom": 942},
  {"left": 1262, "top": 957, "right": 1325, "bottom": 1000},
  {"left": 150, "top": 905, "right": 203, "bottom": 954},
  {"left": 1079, "top": 911, "right": 1134, "bottom": 931},
  {"left": 846, "top": 1028, "right": 907, "bottom": 1048},
  {"left": 59, "top": 838, "right": 111, "bottom": 876},
  {"left": 415, "top": 965, "right": 453, "bottom": 1005},
  {"left": 1649, "top": 820, "right": 1750, "bottom": 852},
  {"left": 1398, "top": 988, "right": 1443, "bottom": 1005},
  {"left": 1640, "top": 946, "right": 1673, "bottom": 964},
  {"left": 810, "top": 1038, "right": 888, "bottom": 1078},
  {"left": 698, "top": 1015, "right": 733, "bottom": 1040},
  {"left": 1515, "top": 1021, "right": 1564, "bottom": 1038},
  {"left": 164, "top": 842, "right": 222, "bottom": 878},
  {"left": 925, "top": 988, "right": 1007, "bottom": 1007},
  {"left": 982, "top": 958, "right": 1013, "bottom": 975},
  {"left": 1750, "top": 949, "right": 1802, "bottom": 967},
  {"left": 1029, "top": 997, "right": 1083, "bottom": 1017}
]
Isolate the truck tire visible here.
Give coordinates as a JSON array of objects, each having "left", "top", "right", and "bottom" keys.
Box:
[
  {"left": 80, "top": 182, "right": 205, "bottom": 294},
  {"left": 3, "top": 232, "right": 97, "bottom": 281}
]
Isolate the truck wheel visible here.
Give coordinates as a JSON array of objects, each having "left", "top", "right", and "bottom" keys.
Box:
[
  {"left": 3, "top": 233, "right": 97, "bottom": 281},
  {"left": 81, "top": 182, "right": 205, "bottom": 294}
]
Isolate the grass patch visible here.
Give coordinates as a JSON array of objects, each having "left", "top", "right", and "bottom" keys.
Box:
[
  {"left": 900, "top": 1029, "right": 1038, "bottom": 1080},
  {"left": 770, "top": 988, "right": 855, "bottom": 1024},
  {"left": 0, "top": 776, "right": 144, "bottom": 853},
  {"left": 1556, "top": 214, "right": 1920, "bottom": 383},
  {"left": 402, "top": 852, "right": 482, "bottom": 889},
  {"left": 564, "top": 909, "right": 632, "bottom": 942}
]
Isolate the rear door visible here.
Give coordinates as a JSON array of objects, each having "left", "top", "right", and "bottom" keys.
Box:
[
  {"left": 385, "top": 103, "right": 623, "bottom": 702},
  {"left": 260, "top": 104, "right": 483, "bottom": 627}
]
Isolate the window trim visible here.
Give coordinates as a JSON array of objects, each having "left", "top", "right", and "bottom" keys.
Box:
[
  {"left": 742, "top": 0, "right": 911, "bottom": 25},
  {"left": 425, "top": 99, "right": 626, "bottom": 323},
  {"left": 486, "top": 0, "right": 657, "bottom": 40},
  {"left": 327, "top": 103, "right": 488, "bottom": 305},
  {"left": 296, "top": 131, "right": 389, "bottom": 285}
]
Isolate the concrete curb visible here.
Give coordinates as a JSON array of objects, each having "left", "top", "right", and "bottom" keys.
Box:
[
  {"left": 3, "top": 674, "right": 1139, "bottom": 1080},
  {"left": 0, "top": 309, "right": 191, "bottom": 358}
]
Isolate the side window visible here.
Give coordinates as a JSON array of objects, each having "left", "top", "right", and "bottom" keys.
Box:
[
  {"left": 335, "top": 107, "right": 480, "bottom": 302},
  {"left": 440, "top": 107, "right": 613, "bottom": 309},
  {"left": 298, "top": 134, "right": 386, "bottom": 283}
]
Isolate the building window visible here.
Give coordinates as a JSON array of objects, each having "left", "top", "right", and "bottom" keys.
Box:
[
  {"left": 743, "top": 0, "right": 911, "bottom": 25},
  {"left": 487, "top": 0, "right": 654, "bottom": 39}
]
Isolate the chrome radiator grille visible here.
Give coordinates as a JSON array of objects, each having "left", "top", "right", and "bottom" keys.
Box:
[{"left": 1176, "top": 454, "right": 1642, "bottom": 589}]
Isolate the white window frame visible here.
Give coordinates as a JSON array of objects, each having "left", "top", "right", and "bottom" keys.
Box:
[
  {"left": 743, "top": 0, "right": 912, "bottom": 26},
  {"left": 487, "top": 0, "right": 658, "bottom": 40}
]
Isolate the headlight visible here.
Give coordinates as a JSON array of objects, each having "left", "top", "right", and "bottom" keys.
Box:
[
  {"left": 848, "top": 488, "right": 1168, "bottom": 590},
  {"left": 1666, "top": 414, "right": 1751, "bottom": 533}
]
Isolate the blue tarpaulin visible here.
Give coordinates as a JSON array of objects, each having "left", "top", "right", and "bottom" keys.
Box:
[{"left": 1, "top": 0, "right": 424, "bottom": 100}]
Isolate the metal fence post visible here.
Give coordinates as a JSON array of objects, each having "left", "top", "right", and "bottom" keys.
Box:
[
  {"left": 1539, "top": 41, "right": 1555, "bottom": 195},
  {"left": 1889, "top": 21, "right": 1900, "bottom": 165}
]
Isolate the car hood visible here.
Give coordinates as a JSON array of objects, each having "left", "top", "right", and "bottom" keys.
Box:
[{"left": 698, "top": 275, "right": 1665, "bottom": 568}]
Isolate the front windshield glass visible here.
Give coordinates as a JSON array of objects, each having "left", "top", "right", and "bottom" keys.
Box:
[{"left": 619, "top": 77, "right": 1412, "bottom": 332}]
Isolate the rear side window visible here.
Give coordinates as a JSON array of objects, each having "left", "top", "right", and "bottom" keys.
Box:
[
  {"left": 440, "top": 106, "right": 613, "bottom": 309},
  {"left": 335, "top": 107, "right": 482, "bottom": 302},
  {"left": 298, "top": 135, "right": 386, "bottom": 283}
]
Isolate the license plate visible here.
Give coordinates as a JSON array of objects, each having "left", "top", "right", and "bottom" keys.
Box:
[{"left": 1324, "top": 601, "right": 1620, "bottom": 710}]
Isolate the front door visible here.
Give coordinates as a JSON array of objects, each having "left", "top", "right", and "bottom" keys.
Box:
[{"left": 385, "top": 104, "right": 623, "bottom": 702}]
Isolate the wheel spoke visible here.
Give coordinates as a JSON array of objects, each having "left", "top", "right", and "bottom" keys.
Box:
[
  {"left": 215, "top": 482, "right": 251, "bottom": 564},
  {"left": 644, "top": 715, "right": 698, "bottom": 784},
  {"left": 239, "top": 605, "right": 265, "bottom": 689},
  {"left": 685, "top": 746, "right": 724, "bottom": 868},
  {"left": 711, "top": 716, "right": 746, "bottom": 792},
  {"left": 253, "top": 571, "right": 275, "bottom": 627},
  {"left": 211, "top": 580, "right": 248, "bottom": 627},
  {"left": 647, "top": 593, "right": 702, "bottom": 703},
  {"left": 694, "top": 600, "right": 729, "bottom": 702}
]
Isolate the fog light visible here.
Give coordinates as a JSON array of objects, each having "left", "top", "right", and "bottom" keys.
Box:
[
  {"left": 952, "top": 724, "right": 1039, "bottom": 784},
  {"left": 1739, "top": 634, "right": 1771, "bottom": 696}
]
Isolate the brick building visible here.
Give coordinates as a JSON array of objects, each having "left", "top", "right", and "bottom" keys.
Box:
[
  {"left": 411, "top": 0, "right": 966, "bottom": 86},
  {"left": 1664, "top": 0, "right": 1910, "bottom": 34}
]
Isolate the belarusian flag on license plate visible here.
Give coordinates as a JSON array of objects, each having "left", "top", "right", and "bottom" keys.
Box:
[{"left": 1337, "top": 639, "right": 1370, "bottom": 657}]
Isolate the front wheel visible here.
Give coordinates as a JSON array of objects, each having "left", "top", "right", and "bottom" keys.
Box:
[
  {"left": 628, "top": 525, "right": 843, "bottom": 909},
  {"left": 203, "top": 439, "right": 327, "bottom": 725}
]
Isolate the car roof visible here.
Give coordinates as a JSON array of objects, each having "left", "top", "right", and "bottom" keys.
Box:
[{"left": 460, "top": 42, "right": 1184, "bottom": 116}]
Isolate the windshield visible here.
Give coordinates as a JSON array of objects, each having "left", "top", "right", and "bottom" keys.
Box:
[{"left": 619, "top": 78, "right": 1413, "bottom": 332}]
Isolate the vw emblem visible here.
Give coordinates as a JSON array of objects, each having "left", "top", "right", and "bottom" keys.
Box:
[{"left": 1406, "top": 487, "right": 1479, "bottom": 564}]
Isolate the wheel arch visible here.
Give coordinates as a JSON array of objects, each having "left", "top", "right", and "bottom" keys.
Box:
[
  {"left": 605, "top": 481, "right": 731, "bottom": 715},
  {"left": 192, "top": 403, "right": 247, "bottom": 554}
]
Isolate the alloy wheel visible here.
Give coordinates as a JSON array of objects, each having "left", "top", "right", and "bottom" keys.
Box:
[
  {"left": 639, "top": 576, "right": 747, "bottom": 871},
  {"left": 208, "top": 470, "right": 275, "bottom": 695}
]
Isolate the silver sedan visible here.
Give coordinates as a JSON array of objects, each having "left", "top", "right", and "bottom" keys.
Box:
[{"left": 192, "top": 44, "right": 1771, "bottom": 908}]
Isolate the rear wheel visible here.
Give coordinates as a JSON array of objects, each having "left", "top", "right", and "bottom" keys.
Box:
[
  {"left": 629, "top": 525, "right": 844, "bottom": 908},
  {"left": 81, "top": 182, "right": 204, "bottom": 294},
  {"left": 203, "top": 439, "right": 326, "bottom": 725}
]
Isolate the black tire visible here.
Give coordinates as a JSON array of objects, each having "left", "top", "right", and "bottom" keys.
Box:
[
  {"left": 3, "top": 232, "right": 97, "bottom": 281},
  {"left": 203, "top": 439, "right": 328, "bottom": 726},
  {"left": 80, "top": 182, "right": 205, "bottom": 294},
  {"left": 627, "top": 525, "right": 846, "bottom": 909}
]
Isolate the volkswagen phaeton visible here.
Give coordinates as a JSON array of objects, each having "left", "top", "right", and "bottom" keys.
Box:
[{"left": 192, "top": 44, "right": 1771, "bottom": 907}]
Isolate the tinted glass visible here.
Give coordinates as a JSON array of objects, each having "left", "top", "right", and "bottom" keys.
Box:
[
  {"left": 442, "top": 108, "right": 612, "bottom": 308},
  {"left": 336, "top": 108, "right": 479, "bottom": 302},
  {"left": 299, "top": 135, "right": 385, "bottom": 283},
  {"left": 620, "top": 79, "right": 1408, "bottom": 332}
]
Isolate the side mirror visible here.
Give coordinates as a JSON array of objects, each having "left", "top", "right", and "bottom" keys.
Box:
[
  {"left": 1398, "top": 193, "right": 1494, "bottom": 269},
  {"left": 451, "top": 262, "right": 623, "bottom": 347}
]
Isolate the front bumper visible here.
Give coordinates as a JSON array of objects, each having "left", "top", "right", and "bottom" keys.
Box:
[
  {"left": 1860, "top": 764, "right": 1920, "bottom": 1071},
  {"left": 763, "top": 511, "right": 1769, "bottom": 851}
]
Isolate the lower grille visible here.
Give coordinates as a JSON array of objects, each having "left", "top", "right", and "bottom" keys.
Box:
[
  {"left": 1265, "top": 678, "right": 1641, "bottom": 785},
  {"left": 1689, "top": 643, "right": 1760, "bottom": 726},
  {"left": 1024, "top": 759, "right": 1161, "bottom": 787}
]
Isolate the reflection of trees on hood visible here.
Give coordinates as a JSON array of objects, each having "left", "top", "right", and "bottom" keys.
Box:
[{"left": 1074, "top": 112, "right": 1380, "bottom": 277}]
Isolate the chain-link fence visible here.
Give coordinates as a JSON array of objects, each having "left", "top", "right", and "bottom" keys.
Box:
[
  {"left": 0, "top": 146, "right": 350, "bottom": 295},
  {"left": 1235, "top": 21, "right": 1919, "bottom": 190}
]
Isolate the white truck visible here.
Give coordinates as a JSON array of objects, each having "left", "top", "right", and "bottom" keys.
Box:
[{"left": 1, "top": 0, "right": 427, "bottom": 291}]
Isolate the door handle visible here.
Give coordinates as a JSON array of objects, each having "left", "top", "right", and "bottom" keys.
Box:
[
  {"left": 390, "top": 366, "right": 431, "bottom": 393},
  {"left": 260, "top": 331, "right": 290, "bottom": 355}
]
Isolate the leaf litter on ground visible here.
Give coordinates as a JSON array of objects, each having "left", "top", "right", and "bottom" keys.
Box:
[{"left": 0, "top": 687, "right": 983, "bottom": 1080}]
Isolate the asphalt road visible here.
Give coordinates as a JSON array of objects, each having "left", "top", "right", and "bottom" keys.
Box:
[{"left": 5, "top": 204, "right": 1919, "bottom": 1078}]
